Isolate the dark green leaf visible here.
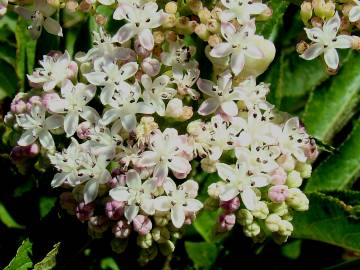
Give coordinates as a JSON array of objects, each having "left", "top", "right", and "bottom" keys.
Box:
[
  {"left": 184, "top": 241, "right": 219, "bottom": 270},
  {"left": 0, "top": 202, "right": 24, "bottom": 229},
  {"left": 4, "top": 239, "right": 33, "bottom": 270},
  {"left": 0, "top": 59, "right": 18, "bottom": 99},
  {"left": 281, "top": 240, "right": 302, "bottom": 260},
  {"left": 39, "top": 197, "right": 57, "bottom": 219},
  {"left": 33, "top": 242, "right": 61, "bottom": 270},
  {"left": 100, "top": 257, "right": 120, "bottom": 270}
]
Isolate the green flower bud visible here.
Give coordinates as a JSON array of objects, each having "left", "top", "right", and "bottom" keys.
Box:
[
  {"left": 195, "top": 24, "right": 210, "bottom": 41},
  {"left": 286, "top": 170, "right": 303, "bottom": 188},
  {"left": 295, "top": 162, "right": 312, "bottom": 179},
  {"left": 110, "top": 238, "right": 128, "bottom": 254},
  {"left": 278, "top": 220, "right": 293, "bottom": 236},
  {"left": 152, "top": 227, "right": 170, "bottom": 243},
  {"left": 137, "top": 233, "right": 153, "bottom": 249},
  {"left": 236, "top": 209, "right": 254, "bottom": 226},
  {"left": 273, "top": 232, "right": 289, "bottom": 244},
  {"left": 300, "top": 2, "right": 313, "bottom": 24},
  {"left": 286, "top": 188, "right": 309, "bottom": 211},
  {"left": 313, "top": 0, "right": 327, "bottom": 18},
  {"left": 265, "top": 213, "right": 282, "bottom": 232},
  {"left": 251, "top": 201, "right": 269, "bottom": 219},
  {"left": 138, "top": 245, "right": 158, "bottom": 266},
  {"left": 159, "top": 240, "right": 176, "bottom": 256},
  {"left": 154, "top": 212, "right": 170, "bottom": 227},
  {"left": 243, "top": 221, "right": 261, "bottom": 237},
  {"left": 268, "top": 202, "right": 289, "bottom": 216}
]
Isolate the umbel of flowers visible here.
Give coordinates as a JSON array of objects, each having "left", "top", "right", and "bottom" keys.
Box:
[{"left": 5, "top": 0, "right": 318, "bottom": 264}]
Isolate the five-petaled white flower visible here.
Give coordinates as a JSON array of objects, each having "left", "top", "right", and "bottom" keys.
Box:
[
  {"left": 141, "top": 74, "right": 177, "bottom": 116},
  {"left": 16, "top": 105, "right": 63, "bottom": 150},
  {"left": 216, "top": 162, "right": 268, "bottom": 210},
  {"left": 171, "top": 68, "right": 200, "bottom": 100},
  {"left": 113, "top": 2, "right": 164, "bottom": 50},
  {"left": 210, "top": 21, "right": 264, "bottom": 75},
  {"left": 219, "top": 0, "right": 268, "bottom": 24},
  {"left": 27, "top": 51, "right": 74, "bottom": 91},
  {"left": 197, "top": 71, "right": 241, "bottom": 116},
  {"left": 154, "top": 178, "right": 203, "bottom": 228},
  {"left": 300, "top": 12, "right": 353, "bottom": 70},
  {"left": 48, "top": 80, "right": 98, "bottom": 137},
  {"left": 138, "top": 128, "right": 192, "bottom": 185},
  {"left": 15, "top": 0, "right": 63, "bottom": 39},
  {"left": 109, "top": 169, "right": 157, "bottom": 222}
]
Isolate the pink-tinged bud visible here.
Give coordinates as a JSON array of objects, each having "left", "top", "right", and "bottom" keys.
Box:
[
  {"left": 59, "top": 192, "right": 77, "bottom": 215},
  {"left": 105, "top": 200, "right": 125, "bottom": 220},
  {"left": 133, "top": 215, "right": 153, "bottom": 235},
  {"left": 172, "top": 171, "right": 189, "bottom": 179},
  {"left": 165, "top": 98, "right": 183, "bottom": 118},
  {"left": 78, "top": 0, "right": 91, "bottom": 12},
  {"left": 113, "top": 219, "right": 131, "bottom": 238},
  {"left": 76, "top": 121, "right": 92, "bottom": 139},
  {"left": 10, "top": 144, "right": 39, "bottom": 162},
  {"left": 10, "top": 99, "right": 27, "bottom": 114},
  {"left": 270, "top": 167, "right": 287, "bottom": 185},
  {"left": 220, "top": 197, "right": 241, "bottom": 213},
  {"left": 184, "top": 212, "right": 196, "bottom": 225},
  {"left": 76, "top": 202, "right": 94, "bottom": 221},
  {"left": 68, "top": 61, "right": 78, "bottom": 78},
  {"left": 27, "top": 143, "right": 40, "bottom": 157},
  {"left": 88, "top": 216, "right": 109, "bottom": 233},
  {"left": 268, "top": 185, "right": 289, "bottom": 203},
  {"left": 0, "top": 1, "right": 7, "bottom": 17},
  {"left": 42, "top": 92, "right": 60, "bottom": 110},
  {"left": 135, "top": 38, "right": 151, "bottom": 58},
  {"left": 26, "top": 96, "right": 42, "bottom": 111},
  {"left": 218, "top": 213, "right": 236, "bottom": 232},
  {"left": 141, "top": 57, "right": 160, "bottom": 77},
  {"left": 303, "top": 140, "right": 319, "bottom": 162}
]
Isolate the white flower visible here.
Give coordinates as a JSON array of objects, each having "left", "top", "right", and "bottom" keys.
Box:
[
  {"left": 210, "top": 21, "right": 264, "bottom": 75},
  {"left": 138, "top": 128, "right": 192, "bottom": 184},
  {"left": 84, "top": 61, "right": 138, "bottom": 105},
  {"left": 16, "top": 105, "right": 63, "bottom": 150},
  {"left": 216, "top": 162, "right": 268, "bottom": 210},
  {"left": 300, "top": 12, "right": 353, "bottom": 70},
  {"left": 197, "top": 71, "right": 241, "bottom": 116},
  {"left": 154, "top": 178, "right": 202, "bottom": 228},
  {"left": 15, "top": 0, "right": 62, "bottom": 39},
  {"left": 48, "top": 80, "right": 98, "bottom": 137},
  {"left": 141, "top": 74, "right": 177, "bottom": 116},
  {"left": 109, "top": 169, "right": 157, "bottom": 222},
  {"left": 113, "top": 2, "right": 164, "bottom": 50},
  {"left": 78, "top": 153, "right": 112, "bottom": 204},
  {"left": 235, "top": 77, "right": 272, "bottom": 110},
  {"left": 271, "top": 117, "right": 309, "bottom": 162},
  {"left": 349, "top": 0, "right": 360, "bottom": 22},
  {"left": 27, "top": 51, "right": 74, "bottom": 91},
  {"left": 100, "top": 83, "right": 154, "bottom": 131},
  {"left": 219, "top": 0, "right": 268, "bottom": 24},
  {"left": 49, "top": 138, "right": 86, "bottom": 187},
  {"left": 172, "top": 68, "right": 200, "bottom": 100}
]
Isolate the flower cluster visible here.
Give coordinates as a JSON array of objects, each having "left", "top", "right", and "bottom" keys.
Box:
[
  {"left": 298, "top": 0, "right": 360, "bottom": 71},
  {"left": 5, "top": 0, "right": 317, "bottom": 264}
]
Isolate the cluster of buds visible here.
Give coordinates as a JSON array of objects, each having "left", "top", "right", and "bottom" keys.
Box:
[
  {"left": 298, "top": 0, "right": 360, "bottom": 71},
  {"left": 4, "top": 0, "right": 317, "bottom": 263}
]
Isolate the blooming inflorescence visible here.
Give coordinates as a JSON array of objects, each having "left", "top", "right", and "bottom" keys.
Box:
[{"left": 5, "top": 0, "right": 318, "bottom": 264}]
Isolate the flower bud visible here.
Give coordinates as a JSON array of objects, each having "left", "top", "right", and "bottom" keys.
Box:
[
  {"left": 201, "top": 157, "right": 217, "bottom": 173},
  {"left": 265, "top": 213, "right": 282, "bottom": 232},
  {"left": 111, "top": 238, "right": 128, "bottom": 254},
  {"left": 220, "top": 197, "right": 241, "bottom": 213},
  {"left": 277, "top": 154, "right": 296, "bottom": 171},
  {"left": 42, "top": 92, "right": 60, "bottom": 110},
  {"left": 207, "top": 19, "right": 220, "bottom": 33},
  {"left": 313, "top": 0, "right": 326, "bottom": 18},
  {"left": 88, "top": 216, "right": 109, "bottom": 233},
  {"left": 76, "top": 121, "right": 92, "bottom": 140},
  {"left": 135, "top": 38, "right": 151, "bottom": 58},
  {"left": 300, "top": 2, "right": 313, "bottom": 24},
  {"left": 286, "top": 188, "right": 309, "bottom": 211},
  {"left": 153, "top": 30, "right": 165, "bottom": 45},
  {"left": 105, "top": 199, "right": 125, "bottom": 220},
  {"left": 273, "top": 232, "right": 289, "bottom": 244},
  {"left": 195, "top": 24, "right": 210, "bottom": 40},
  {"left": 188, "top": 0, "right": 203, "bottom": 13},
  {"left": 76, "top": 202, "right": 94, "bottom": 221},
  {"left": 162, "top": 14, "right": 176, "bottom": 28},
  {"left": 207, "top": 182, "right": 224, "bottom": 199},
  {"left": 165, "top": 98, "right": 184, "bottom": 118},
  {"left": 270, "top": 167, "right": 287, "bottom": 185},
  {"left": 218, "top": 213, "right": 236, "bottom": 232},
  {"left": 208, "top": 34, "right": 222, "bottom": 47},
  {"left": 295, "top": 162, "right": 312, "bottom": 179},
  {"left": 268, "top": 202, "right": 289, "bottom": 216},
  {"left": 198, "top": 8, "right": 211, "bottom": 23},
  {"left": 251, "top": 201, "right": 269, "bottom": 219},
  {"left": 154, "top": 212, "right": 170, "bottom": 226},
  {"left": 152, "top": 226, "right": 170, "bottom": 243},
  {"left": 165, "top": 1, "right": 177, "bottom": 14},
  {"left": 138, "top": 246, "right": 158, "bottom": 265},
  {"left": 286, "top": 170, "right": 303, "bottom": 188},
  {"left": 323, "top": 2, "right": 335, "bottom": 19},
  {"left": 133, "top": 215, "right": 153, "bottom": 235},
  {"left": 59, "top": 192, "right": 77, "bottom": 215},
  {"left": 278, "top": 220, "right": 294, "bottom": 236},
  {"left": 10, "top": 98, "right": 27, "bottom": 114},
  {"left": 0, "top": 0, "right": 7, "bottom": 17},
  {"left": 137, "top": 233, "right": 153, "bottom": 249},
  {"left": 159, "top": 240, "right": 175, "bottom": 256},
  {"left": 243, "top": 221, "right": 261, "bottom": 237},
  {"left": 268, "top": 185, "right": 289, "bottom": 203},
  {"left": 257, "top": 6, "right": 273, "bottom": 21},
  {"left": 236, "top": 209, "right": 254, "bottom": 226},
  {"left": 113, "top": 220, "right": 131, "bottom": 238}
]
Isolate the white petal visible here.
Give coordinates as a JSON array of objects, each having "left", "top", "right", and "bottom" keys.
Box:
[
  {"left": 124, "top": 205, "right": 139, "bottom": 222},
  {"left": 333, "top": 35, "right": 353, "bottom": 49},
  {"left": 210, "top": 43, "right": 232, "bottom": 58},
  {"left": 138, "top": 151, "right": 158, "bottom": 167},
  {"left": 221, "top": 101, "right": 238, "bottom": 116},
  {"left": 244, "top": 45, "right": 264, "bottom": 59},
  {"left": 121, "top": 114, "right": 137, "bottom": 131},
  {"left": 251, "top": 175, "right": 269, "bottom": 187},
  {"left": 64, "top": 111, "right": 79, "bottom": 137},
  {"left": 324, "top": 12, "right": 341, "bottom": 35},
  {"left": 300, "top": 43, "right": 324, "bottom": 60},
  {"left": 39, "top": 130, "right": 55, "bottom": 149},
  {"left": 219, "top": 10, "right": 236, "bottom": 22},
  {"left": 43, "top": 17, "right": 63, "bottom": 37},
  {"left": 168, "top": 156, "right": 191, "bottom": 174},
  {"left": 154, "top": 196, "right": 172, "bottom": 211},
  {"left": 18, "top": 130, "right": 37, "bottom": 146},
  {"left": 216, "top": 163, "right": 237, "bottom": 182},
  {"left": 139, "top": 28, "right": 154, "bottom": 51},
  {"left": 221, "top": 22, "right": 236, "bottom": 40},
  {"left": 196, "top": 78, "right": 216, "bottom": 97},
  {"left": 119, "top": 62, "right": 138, "bottom": 80},
  {"left": 230, "top": 51, "right": 245, "bottom": 75},
  {"left": 171, "top": 204, "right": 185, "bottom": 228},
  {"left": 113, "top": 23, "right": 135, "bottom": 44},
  {"left": 84, "top": 72, "right": 107, "bottom": 85},
  {"left": 324, "top": 48, "right": 339, "bottom": 70},
  {"left": 198, "top": 98, "right": 219, "bottom": 115},
  {"left": 349, "top": 6, "right": 360, "bottom": 22},
  {"left": 109, "top": 187, "right": 130, "bottom": 202},
  {"left": 304, "top": 28, "right": 325, "bottom": 42},
  {"left": 84, "top": 179, "right": 99, "bottom": 204},
  {"left": 153, "top": 162, "right": 169, "bottom": 185},
  {"left": 141, "top": 198, "right": 155, "bottom": 215},
  {"left": 163, "top": 178, "right": 177, "bottom": 194},
  {"left": 51, "top": 172, "right": 68, "bottom": 187},
  {"left": 101, "top": 108, "right": 121, "bottom": 125},
  {"left": 45, "top": 114, "right": 63, "bottom": 130},
  {"left": 240, "top": 187, "right": 258, "bottom": 210},
  {"left": 80, "top": 106, "right": 100, "bottom": 122},
  {"left": 219, "top": 185, "right": 239, "bottom": 201},
  {"left": 48, "top": 99, "right": 68, "bottom": 113},
  {"left": 185, "top": 199, "right": 203, "bottom": 212},
  {"left": 126, "top": 169, "right": 141, "bottom": 189}
]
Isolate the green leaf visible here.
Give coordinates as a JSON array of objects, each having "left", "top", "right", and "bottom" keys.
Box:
[
  {"left": 193, "top": 210, "right": 219, "bottom": 243},
  {"left": 302, "top": 52, "right": 360, "bottom": 143},
  {"left": 0, "top": 42, "right": 16, "bottom": 67},
  {"left": 281, "top": 240, "right": 302, "bottom": 260},
  {"left": 100, "top": 257, "right": 120, "bottom": 270},
  {"left": 65, "top": 26, "right": 82, "bottom": 57},
  {"left": 4, "top": 239, "right": 33, "bottom": 270},
  {"left": 39, "top": 197, "right": 57, "bottom": 219},
  {"left": 306, "top": 117, "right": 360, "bottom": 192},
  {"left": 256, "top": 0, "right": 289, "bottom": 41},
  {"left": 0, "top": 59, "right": 18, "bottom": 99},
  {"left": 184, "top": 241, "right": 219, "bottom": 270},
  {"left": 292, "top": 192, "right": 360, "bottom": 252},
  {"left": 33, "top": 242, "right": 61, "bottom": 270},
  {"left": 0, "top": 202, "right": 24, "bottom": 229}
]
